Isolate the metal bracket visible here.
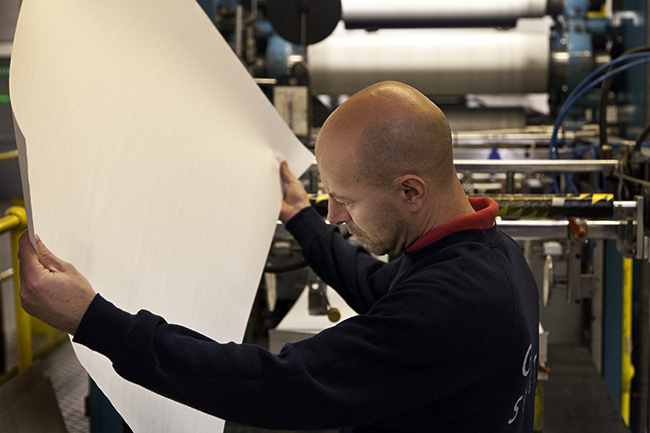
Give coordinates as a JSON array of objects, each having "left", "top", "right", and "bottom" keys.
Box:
[
  {"left": 579, "top": 273, "right": 597, "bottom": 298},
  {"left": 635, "top": 195, "right": 645, "bottom": 260},
  {"left": 307, "top": 270, "right": 329, "bottom": 316},
  {"left": 567, "top": 224, "right": 583, "bottom": 302},
  {"left": 566, "top": 220, "right": 598, "bottom": 303}
]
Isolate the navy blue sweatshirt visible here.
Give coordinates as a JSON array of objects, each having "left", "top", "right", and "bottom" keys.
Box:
[{"left": 74, "top": 198, "right": 539, "bottom": 432}]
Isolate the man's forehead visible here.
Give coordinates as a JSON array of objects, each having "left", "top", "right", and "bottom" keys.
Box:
[{"left": 318, "top": 163, "right": 353, "bottom": 196}]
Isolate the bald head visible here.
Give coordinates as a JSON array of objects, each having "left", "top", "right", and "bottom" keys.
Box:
[{"left": 316, "top": 81, "right": 454, "bottom": 188}]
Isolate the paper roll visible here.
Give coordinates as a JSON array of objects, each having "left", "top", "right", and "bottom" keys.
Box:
[{"left": 11, "top": 1, "right": 314, "bottom": 432}]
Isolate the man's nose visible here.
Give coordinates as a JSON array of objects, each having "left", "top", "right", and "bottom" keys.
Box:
[{"left": 327, "top": 200, "right": 350, "bottom": 226}]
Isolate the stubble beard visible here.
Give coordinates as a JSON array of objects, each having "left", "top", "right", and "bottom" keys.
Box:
[{"left": 348, "top": 221, "right": 409, "bottom": 257}]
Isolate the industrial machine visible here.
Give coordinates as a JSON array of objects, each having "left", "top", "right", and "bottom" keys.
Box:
[
  {"left": 193, "top": 0, "right": 650, "bottom": 432},
  {"left": 0, "top": 0, "right": 647, "bottom": 431}
]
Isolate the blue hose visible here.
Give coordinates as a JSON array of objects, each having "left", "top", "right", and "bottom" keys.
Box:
[{"left": 549, "top": 53, "right": 650, "bottom": 193}]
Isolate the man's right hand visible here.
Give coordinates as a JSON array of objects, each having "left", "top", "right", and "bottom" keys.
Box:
[
  {"left": 279, "top": 161, "right": 310, "bottom": 224},
  {"left": 18, "top": 231, "right": 96, "bottom": 336}
]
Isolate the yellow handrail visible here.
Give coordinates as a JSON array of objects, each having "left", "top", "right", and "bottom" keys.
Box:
[
  {"left": 620, "top": 257, "right": 635, "bottom": 425},
  {"left": 0, "top": 150, "right": 19, "bottom": 162},
  {"left": 0, "top": 206, "right": 32, "bottom": 372}
]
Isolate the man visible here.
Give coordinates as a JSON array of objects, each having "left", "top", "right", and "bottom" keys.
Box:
[{"left": 19, "top": 81, "right": 539, "bottom": 432}]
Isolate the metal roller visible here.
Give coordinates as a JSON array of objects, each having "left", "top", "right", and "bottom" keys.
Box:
[
  {"left": 307, "top": 27, "right": 549, "bottom": 95},
  {"left": 341, "top": 0, "right": 549, "bottom": 29},
  {"left": 310, "top": 194, "right": 619, "bottom": 219}
]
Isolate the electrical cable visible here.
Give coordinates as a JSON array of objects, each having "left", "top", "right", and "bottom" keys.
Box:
[
  {"left": 551, "top": 53, "right": 650, "bottom": 157},
  {"left": 634, "top": 121, "right": 650, "bottom": 152},
  {"left": 549, "top": 55, "right": 650, "bottom": 193},
  {"left": 598, "top": 45, "right": 650, "bottom": 148}
]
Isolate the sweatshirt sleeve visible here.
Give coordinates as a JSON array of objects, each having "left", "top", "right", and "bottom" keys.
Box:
[
  {"left": 74, "top": 274, "right": 513, "bottom": 431},
  {"left": 285, "top": 207, "right": 399, "bottom": 313}
]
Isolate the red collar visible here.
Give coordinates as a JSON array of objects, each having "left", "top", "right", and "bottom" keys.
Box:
[{"left": 404, "top": 197, "right": 499, "bottom": 252}]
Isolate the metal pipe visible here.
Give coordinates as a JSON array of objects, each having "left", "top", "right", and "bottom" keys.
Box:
[
  {"left": 1, "top": 207, "right": 31, "bottom": 372},
  {"left": 620, "top": 257, "right": 635, "bottom": 425},
  {"left": 505, "top": 172, "right": 515, "bottom": 194},
  {"left": 0, "top": 150, "right": 18, "bottom": 162},
  {"left": 496, "top": 218, "right": 633, "bottom": 240},
  {"left": 235, "top": 4, "right": 244, "bottom": 58},
  {"left": 0, "top": 268, "right": 14, "bottom": 283},
  {"left": 312, "top": 193, "right": 636, "bottom": 222},
  {"left": 340, "top": 0, "right": 548, "bottom": 29},
  {"left": 492, "top": 194, "right": 618, "bottom": 218},
  {"left": 0, "top": 214, "right": 20, "bottom": 233},
  {"left": 454, "top": 159, "right": 619, "bottom": 173},
  {"left": 254, "top": 78, "right": 278, "bottom": 86},
  {"left": 636, "top": 195, "right": 645, "bottom": 260},
  {"left": 452, "top": 129, "right": 589, "bottom": 146}
]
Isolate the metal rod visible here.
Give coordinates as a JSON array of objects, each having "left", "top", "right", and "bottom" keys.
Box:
[
  {"left": 621, "top": 257, "right": 635, "bottom": 425},
  {"left": 235, "top": 4, "right": 243, "bottom": 58},
  {"left": 450, "top": 129, "right": 623, "bottom": 146},
  {"left": 0, "top": 150, "right": 18, "bottom": 162},
  {"left": 0, "top": 214, "right": 20, "bottom": 233},
  {"left": 491, "top": 194, "right": 619, "bottom": 218},
  {"left": 0, "top": 268, "right": 14, "bottom": 283},
  {"left": 4, "top": 207, "right": 31, "bottom": 372},
  {"left": 637, "top": 195, "right": 646, "bottom": 260},
  {"left": 454, "top": 159, "right": 619, "bottom": 173},
  {"left": 496, "top": 218, "right": 633, "bottom": 240},
  {"left": 254, "top": 78, "right": 278, "bottom": 85},
  {"left": 505, "top": 172, "right": 515, "bottom": 193}
]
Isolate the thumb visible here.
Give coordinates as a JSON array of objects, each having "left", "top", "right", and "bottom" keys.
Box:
[
  {"left": 18, "top": 230, "right": 38, "bottom": 263},
  {"left": 18, "top": 230, "right": 47, "bottom": 283},
  {"left": 280, "top": 161, "right": 297, "bottom": 183},
  {"left": 34, "top": 235, "right": 67, "bottom": 272}
]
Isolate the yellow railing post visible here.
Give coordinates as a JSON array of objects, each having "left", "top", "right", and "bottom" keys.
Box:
[
  {"left": 3, "top": 206, "right": 32, "bottom": 372},
  {"left": 620, "top": 257, "right": 635, "bottom": 425}
]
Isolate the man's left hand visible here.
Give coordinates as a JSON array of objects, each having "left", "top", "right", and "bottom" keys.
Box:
[{"left": 279, "top": 161, "right": 310, "bottom": 223}]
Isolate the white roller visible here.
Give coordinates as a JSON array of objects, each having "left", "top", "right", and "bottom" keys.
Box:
[
  {"left": 341, "top": 0, "right": 548, "bottom": 23},
  {"left": 308, "top": 27, "right": 549, "bottom": 95}
]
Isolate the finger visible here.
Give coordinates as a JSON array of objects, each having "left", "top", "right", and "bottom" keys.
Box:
[
  {"left": 18, "top": 231, "right": 46, "bottom": 285},
  {"left": 280, "top": 161, "right": 296, "bottom": 183},
  {"left": 33, "top": 236, "right": 68, "bottom": 272},
  {"left": 18, "top": 230, "right": 37, "bottom": 263}
]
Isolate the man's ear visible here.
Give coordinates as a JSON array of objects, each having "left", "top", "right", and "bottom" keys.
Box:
[{"left": 395, "top": 175, "right": 426, "bottom": 212}]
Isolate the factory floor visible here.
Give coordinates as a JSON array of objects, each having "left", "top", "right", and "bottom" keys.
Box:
[
  {"left": 2, "top": 341, "right": 631, "bottom": 433},
  {"left": 3, "top": 339, "right": 336, "bottom": 433},
  {"left": 542, "top": 345, "right": 630, "bottom": 433},
  {"left": 39, "top": 340, "right": 90, "bottom": 433}
]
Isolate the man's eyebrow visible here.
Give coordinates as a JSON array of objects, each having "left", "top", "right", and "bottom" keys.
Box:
[
  {"left": 328, "top": 191, "right": 337, "bottom": 198},
  {"left": 328, "top": 191, "right": 352, "bottom": 202}
]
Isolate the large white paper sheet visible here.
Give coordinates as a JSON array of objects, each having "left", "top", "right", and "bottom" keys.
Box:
[{"left": 10, "top": 1, "right": 314, "bottom": 431}]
